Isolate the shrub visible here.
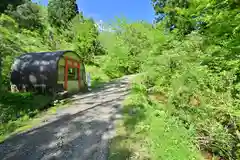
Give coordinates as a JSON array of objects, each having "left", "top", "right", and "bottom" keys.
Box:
[
  {"left": 0, "top": 92, "right": 52, "bottom": 124},
  {"left": 140, "top": 32, "right": 240, "bottom": 159}
]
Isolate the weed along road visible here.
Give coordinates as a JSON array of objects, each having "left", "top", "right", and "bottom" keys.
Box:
[{"left": 0, "top": 76, "right": 133, "bottom": 160}]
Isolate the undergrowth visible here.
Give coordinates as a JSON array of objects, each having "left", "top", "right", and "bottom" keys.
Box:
[
  {"left": 0, "top": 92, "right": 54, "bottom": 142},
  {"left": 106, "top": 25, "right": 240, "bottom": 159},
  {"left": 109, "top": 81, "right": 203, "bottom": 160}
]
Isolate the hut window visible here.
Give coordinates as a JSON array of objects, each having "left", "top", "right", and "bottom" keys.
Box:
[{"left": 68, "top": 68, "right": 78, "bottom": 80}]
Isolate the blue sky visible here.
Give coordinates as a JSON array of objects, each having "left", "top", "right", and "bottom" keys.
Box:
[{"left": 32, "top": 0, "right": 155, "bottom": 23}]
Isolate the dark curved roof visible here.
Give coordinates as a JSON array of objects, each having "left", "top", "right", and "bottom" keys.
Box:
[
  {"left": 16, "top": 50, "right": 74, "bottom": 62},
  {"left": 11, "top": 50, "right": 76, "bottom": 72}
]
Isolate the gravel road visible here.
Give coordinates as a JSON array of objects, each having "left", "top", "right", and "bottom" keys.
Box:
[{"left": 0, "top": 75, "right": 133, "bottom": 160}]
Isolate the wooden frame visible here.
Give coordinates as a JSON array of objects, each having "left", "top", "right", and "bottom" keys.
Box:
[{"left": 64, "top": 56, "right": 81, "bottom": 90}]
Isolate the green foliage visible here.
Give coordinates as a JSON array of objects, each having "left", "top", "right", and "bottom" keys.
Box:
[
  {"left": 0, "top": 92, "right": 52, "bottom": 123},
  {"left": 0, "top": 14, "right": 49, "bottom": 87},
  {"left": 109, "top": 86, "right": 203, "bottom": 160},
  {"left": 0, "top": 15, "right": 22, "bottom": 88},
  {"left": 0, "top": 92, "right": 54, "bottom": 142},
  {"left": 48, "top": 0, "right": 79, "bottom": 27},
  {"left": 138, "top": 30, "right": 240, "bottom": 159},
  {"left": 0, "top": 92, "right": 52, "bottom": 141},
  {"left": 149, "top": 109, "right": 202, "bottom": 160},
  {"left": 101, "top": 20, "right": 166, "bottom": 79},
  {"left": 0, "top": 0, "right": 26, "bottom": 13},
  {"left": 152, "top": 0, "right": 192, "bottom": 34},
  {"left": 71, "top": 16, "right": 104, "bottom": 63},
  {"left": 104, "top": 18, "right": 237, "bottom": 157},
  {"left": 6, "top": 1, "right": 44, "bottom": 31}
]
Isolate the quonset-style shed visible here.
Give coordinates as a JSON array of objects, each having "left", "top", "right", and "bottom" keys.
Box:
[{"left": 10, "top": 50, "right": 87, "bottom": 93}]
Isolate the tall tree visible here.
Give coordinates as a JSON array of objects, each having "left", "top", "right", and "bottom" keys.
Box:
[
  {"left": 152, "top": 0, "right": 189, "bottom": 21},
  {"left": 0, "top": 0, "right": 26, "bottom": 13},
  {"left": 71, "top": 17, "right": 102, "bottom": 63},
  {"left": 151, "top": 0, "right": 192, "bottom": 34},
  {"left": 48, "top": 0, "right": 79, "bottom": 27},
  {"left": 6, "top": 1, "right": 44, "bottom": 31}
]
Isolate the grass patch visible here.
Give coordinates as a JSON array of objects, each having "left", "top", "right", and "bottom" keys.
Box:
[
  {"left": 148, "top": 107, "right": 203, "bottom": 160},
  {"left": 108, "top": 122, "right": 134, "bottom": 160},
  {"left": 109, "top": 120, "right": 150, "bottom": 160},
  {"left": 109, "top": 82, "right": 204, "bottom": 160}
]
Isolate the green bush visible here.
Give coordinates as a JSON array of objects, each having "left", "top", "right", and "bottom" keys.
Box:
[
  {"left": 100, "top": 16, "right": 240, "bottom": 158},
  {"left": 0, "top": 92, "right": 52, "bottom": 124},
  {"left": 100, "top": 20, "right": 164, "bottom": 78},
  {"left": 140, "top": 32, "right": 240, "bottom": 159}
]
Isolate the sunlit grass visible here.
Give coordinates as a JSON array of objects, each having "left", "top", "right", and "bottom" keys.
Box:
[{"left": 109, "top": 88, "right": 203, "bottom": 160}]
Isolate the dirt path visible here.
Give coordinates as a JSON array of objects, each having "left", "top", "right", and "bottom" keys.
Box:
[{"left": 0, "top": 75, "right": 134, "bottom": 160}]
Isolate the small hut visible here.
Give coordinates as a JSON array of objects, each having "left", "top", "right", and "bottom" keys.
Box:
[{"left": 10, "top": 50, "right": 87, "bottom": 93}]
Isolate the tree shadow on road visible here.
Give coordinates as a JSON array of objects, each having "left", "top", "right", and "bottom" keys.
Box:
[{"left": 0, "top": 77, "right": 132, "bottom": 160}]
